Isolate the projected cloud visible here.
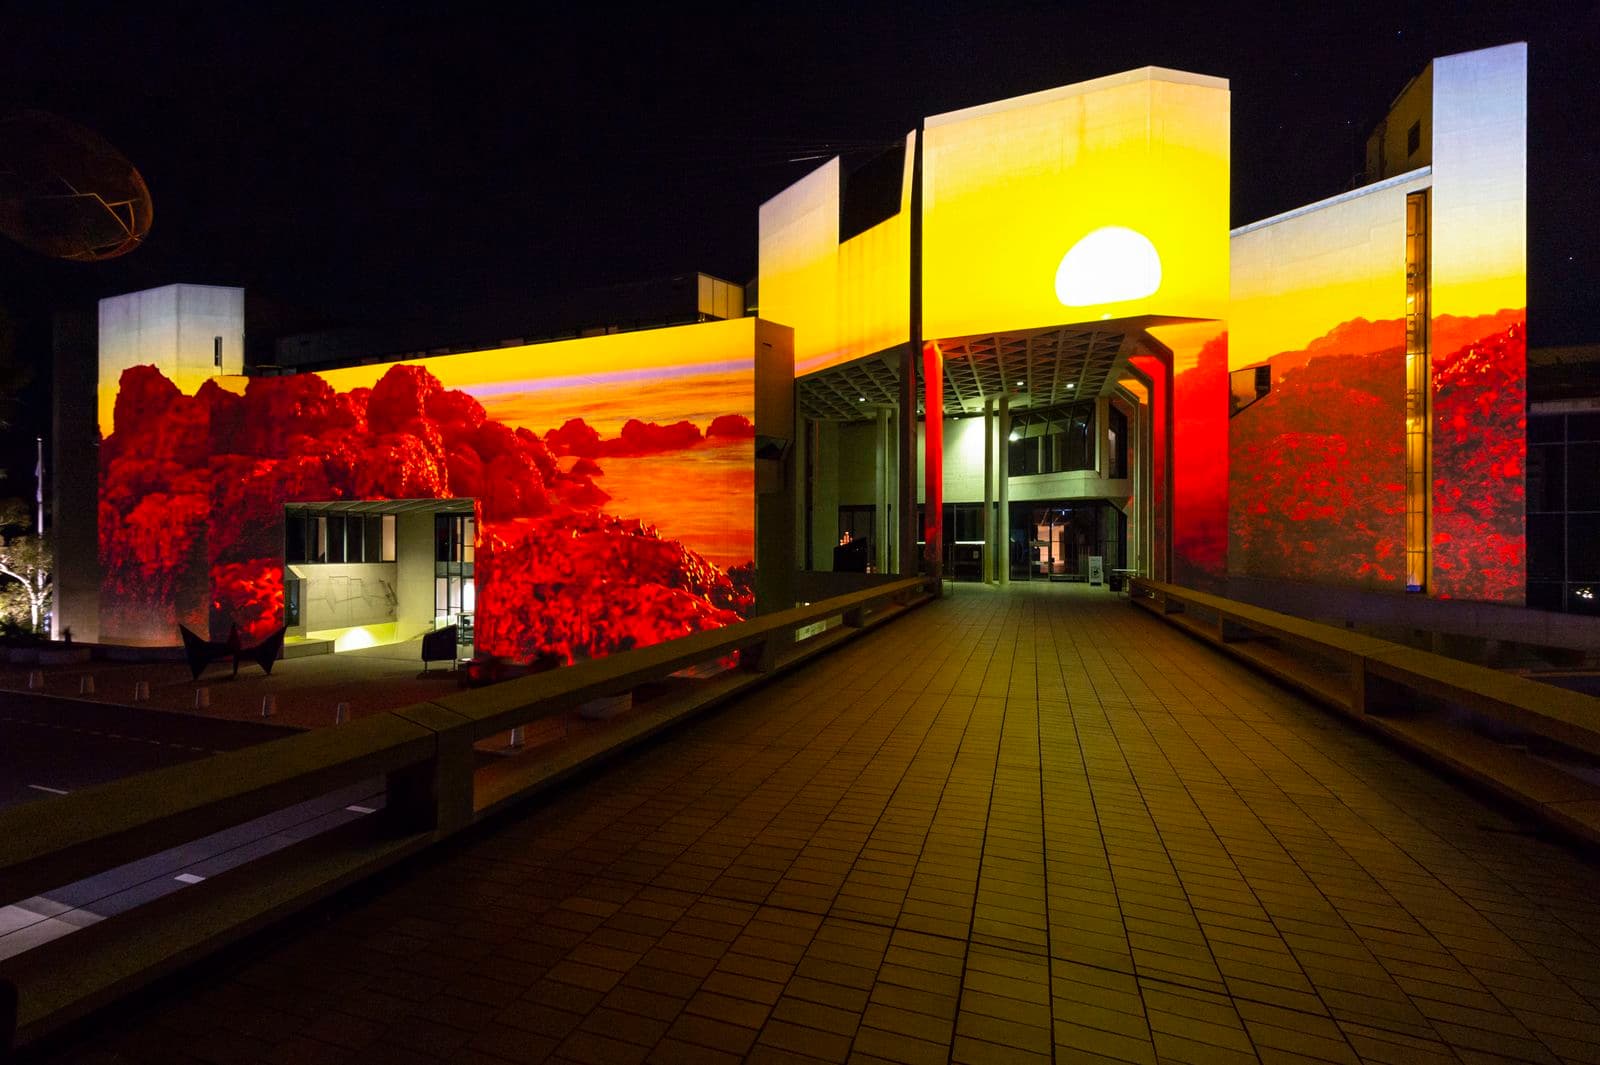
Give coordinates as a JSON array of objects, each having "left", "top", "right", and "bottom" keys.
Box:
[{"left": 1054, "top": 226, "right": 1162, "bottom": 307}]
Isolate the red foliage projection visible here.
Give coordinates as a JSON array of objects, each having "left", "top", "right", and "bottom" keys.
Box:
[
  {"left": 1227, "top": 311, "right": 1524, "bottom": 601},
  {"left": 99, "top": 364, "right": 755, "bottom": 660},
  {"left": 1228, "top": 319, "right": 1407, "bottom": 587},
  {"left": 706, "top": 414, "right": 756, "bottom": 438},
  {"left": 1431, "top": 318, "right": 1525, "bottom": 601}
]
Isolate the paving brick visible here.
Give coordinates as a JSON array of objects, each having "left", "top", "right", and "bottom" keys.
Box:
[{"left": 36, "top": 585, "right": 1600, "bottom": 1065}]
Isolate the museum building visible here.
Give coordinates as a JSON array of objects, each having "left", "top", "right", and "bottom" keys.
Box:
[{"left": 52, "top": 42, "right": 1531, "bottom": 662}]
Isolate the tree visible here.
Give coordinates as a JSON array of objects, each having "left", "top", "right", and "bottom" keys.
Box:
[{"left": 0, "top": 499, "right": 49, "bottom": 633}]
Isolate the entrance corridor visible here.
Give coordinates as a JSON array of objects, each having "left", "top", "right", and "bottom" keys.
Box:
[{"left": 48, "top": 585, "right": 1600, "bottom": 1065}]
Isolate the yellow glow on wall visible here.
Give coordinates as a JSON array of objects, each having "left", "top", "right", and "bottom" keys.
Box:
[
  {"left": 922, "top": 69, "right": 1229, "bottom": 342},
  {"left": 758, "top": 136, "right": 914, "bottom": 377},
  {"left": 317, "top": 317, "right": 757, "bottom": 396},
  {"left": 1230, "top": 177, "right": 1415, "bottom": 371}
]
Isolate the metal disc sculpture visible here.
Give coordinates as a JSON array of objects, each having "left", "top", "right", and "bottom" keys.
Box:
[
  {"left": 0, "top": 109, "right": 153, "bottom": 261},
  {"left": 179, "top": 623, "right": 286, "bottom": 681}
]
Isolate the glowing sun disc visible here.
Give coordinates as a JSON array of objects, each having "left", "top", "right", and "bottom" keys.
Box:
[{"left": 1054, "top": 226, "right": 1162, "bottom": 307}]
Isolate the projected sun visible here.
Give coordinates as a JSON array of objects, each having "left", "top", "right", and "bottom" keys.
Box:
[{"left": 1055, "top": 226, "right": 1163, "bottom": 307}]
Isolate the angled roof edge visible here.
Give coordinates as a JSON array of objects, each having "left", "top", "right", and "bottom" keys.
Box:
[{"left": 925, "top": 66, "right": 1229, "bottom": 129}]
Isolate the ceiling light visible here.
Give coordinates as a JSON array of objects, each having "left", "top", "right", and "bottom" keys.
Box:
[{"left": 1009, "top": 431, "right": 1020, "bottom": 441}]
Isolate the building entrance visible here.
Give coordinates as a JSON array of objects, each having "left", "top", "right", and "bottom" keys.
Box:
[
  {"left": 283, "top": 499, "right": 476, "bottom": 656},
  {"left": 1009, "top": 501, "right": 1125, "bottom": 582}
]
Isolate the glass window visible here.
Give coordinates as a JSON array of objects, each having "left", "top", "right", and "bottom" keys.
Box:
[
  {"left": 364, "top": 516, "right": 382, "bottom": 564},
  {"left": 462, "top": 516, "right": 476, "bottom": 564},
  {"left": 436, "top": 576, "right": 449, "bottom": 615},
  {"left": 285, "top": 515, "right": 307, "bottom": 563},
  {"left": 435, "top": 515, "right": 452, "bottom": 563},
  {"left": 1569, "top": 413, "right": 1600, "bottom": 442},
  {"left": 313, "top": 516, "right": 328, "bottom": 563},
  {"left": 381, "top": 515, "right": 397, "bottom": 562},
  {"left": 837, "top": 505, "right": 874, "bottom": 547},
  {"left": 1009, "top": 434, "right": 1039, "bottom": 475},
  {"left": 327, "top": 515, "right": 346, "bottom": 564},
  {"left": 1109, "top": 404, "right": 1129, "bottom": 478},
  {"left": 462, "top": 579, "right": 476, "bottom": 615},
  {"left": 1570, "top": 514, "right": 1600, "bottom": 581},
  {"left": 1528, "top": 415, "right": 1564, "bottom": 445},
  {"left": 1570, "top": 444, "right": 1600, "bottom": 511},
  {"left": 1528, "top": 446, "right": 1564, "bottom": 513},
  {"left": 1526, "top": 513, "right": 1564, "bottom": 582},
  {"left": 285, "top": 578, "right": 302, "bottom": 626}
]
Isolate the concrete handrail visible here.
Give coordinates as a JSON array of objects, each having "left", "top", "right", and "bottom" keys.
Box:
[
  {"left": 0, "top": 574, "right": 933, "bottom": 1054},
  {"left": 1130, "top": 577, "right": 1600, "bottom": 844}
]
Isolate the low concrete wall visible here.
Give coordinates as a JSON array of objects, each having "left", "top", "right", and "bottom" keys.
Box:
[{"left": 1222, "top": 574, "right": 1600, "bottom": 659}]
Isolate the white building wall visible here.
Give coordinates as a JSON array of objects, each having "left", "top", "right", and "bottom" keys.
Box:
[
  {"left": 287, "top": 562, "right": 397, "bottom": 631},
  {"left": 395, "top": 511, "right": 437, "bottom": 639},
  {"left": 97, "top": 284, "right": 245, "bottom": 434}
]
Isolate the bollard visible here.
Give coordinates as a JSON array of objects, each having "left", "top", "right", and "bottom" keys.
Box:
[
  {"left": 508, "top": 725, "right": 525, "bottom": 749},
  {"left": 194, "top": 687, "right": 210, "bottom": 709},
  {"left": 79, "top": 675, "right": 95, "bottom": 695},
  {"left": 335, "top": 701, "right": 348, "bottom": 725},
  {"left": 26, "top": 670, "right": 43, "bottom": 690},
  {"left": 261, "top": 694, "right": 276, "bottom": 718},
  {"left": 132, "top": 680, "right": 149, "bottom": 702}
]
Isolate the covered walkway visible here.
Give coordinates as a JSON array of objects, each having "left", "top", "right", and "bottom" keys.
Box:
[{"left": 47, "top": 584, "right": 1600, "bottom": 1065}]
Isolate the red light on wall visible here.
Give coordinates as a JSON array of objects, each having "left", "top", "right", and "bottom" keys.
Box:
[{"left": 923, "top": 342, "right": 944, "bottom": 577}]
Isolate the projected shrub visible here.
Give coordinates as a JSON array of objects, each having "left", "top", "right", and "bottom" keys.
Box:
[{"left": 99, "top": 327, "right": 759, "bottom": 661}]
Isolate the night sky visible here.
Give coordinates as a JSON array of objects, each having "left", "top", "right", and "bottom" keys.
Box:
[{"left": 1, "top": 2, "right": 1595, "bottom": 484}]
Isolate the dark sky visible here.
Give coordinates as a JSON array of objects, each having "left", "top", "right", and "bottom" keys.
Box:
[{"left": 0, "top": 2, "right": 1596, "bottom": 479}]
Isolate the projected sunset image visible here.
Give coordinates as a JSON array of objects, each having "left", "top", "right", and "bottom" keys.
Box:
[{"left": 98, "top": 325, "right": 760, "bottom": 662}]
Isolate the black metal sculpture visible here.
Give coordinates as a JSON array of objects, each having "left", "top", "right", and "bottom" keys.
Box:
[{"left": 179, "top": 624, "right": 286, "bottom": 681}]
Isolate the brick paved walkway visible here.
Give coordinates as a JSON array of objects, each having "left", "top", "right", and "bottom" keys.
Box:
[{"left": 45, "top": 584, "right": 1600, "bottom": 1064}]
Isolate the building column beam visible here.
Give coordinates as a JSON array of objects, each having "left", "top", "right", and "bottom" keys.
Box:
[
  {"left": 983, "top": 396, "right": 995, "bottom": 583},
  {"left": 998, "top": 391, "right": 1010, "bottom": 585}
]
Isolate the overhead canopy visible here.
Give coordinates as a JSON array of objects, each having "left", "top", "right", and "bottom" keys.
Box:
[
  {"left": 796, "top": 315, "right": 1200, "bottom": 421},
  {"left": 285, "top": 498, "right": 474, "bottom": 515}
]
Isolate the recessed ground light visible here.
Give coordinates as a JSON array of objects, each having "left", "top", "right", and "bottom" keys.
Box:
[
  {"left": 858, "top": 397, "right": 865, "bottom": 402},
  {"left": 1015, "top": 380, "right": 1024, "bottom": 386},
  {"left": 1067, "top": 383, "right": 1076, "bottom": 389}
]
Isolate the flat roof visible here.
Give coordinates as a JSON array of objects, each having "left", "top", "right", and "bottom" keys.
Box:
[{"left": 925, "top": 66, "right": 1229, "bottom": 129}]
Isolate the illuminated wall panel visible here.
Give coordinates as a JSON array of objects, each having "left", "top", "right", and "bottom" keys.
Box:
[
  {"left": 837, "top": 136, "right": 913, "bottom": 371},
  {"left": 98, "top": 318, "right": 787, "bottom": 659},
  {"left": 1149, "top": 322, "right": 1229, "bottom": 588},
  {"left": 97, "top": 284, "right": 244, "bottom": 435},
  {"left": 757, "top": 138, "right": 913, "bottom": 377},
  {"left": 1428, "top": 43, "right": 1527, "bottom": 602},
  {"left": 1228, "top": 177, "right": 1417, "bottom": 589},
  {"left": 922, "top": 69, "right": 1229, "bottom": 342},
  {"left": 758, "top": 160, "right": 841, "bottom": 375}
]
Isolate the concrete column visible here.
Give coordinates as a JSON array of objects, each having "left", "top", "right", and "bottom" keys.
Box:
[
  {"left": 983, "top": 397, "right": 995, "bottom": 583},
  {"left": 923, "top": 344, "right": 944, "bottom": 585},
  {"left": 794, "top": 414, "right": 810, "bottom": 570},
  {"left": 898, "top": 347, "right": 918, "bottom": 577},
  {"left": 875, "top": 406, "right": 890, "bottom": 574},
  {"left": 998, "top": 392, "right": 1010, "bottom": 585}
]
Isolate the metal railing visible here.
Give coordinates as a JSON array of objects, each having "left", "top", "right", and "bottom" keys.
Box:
[{"left": 0, "top": 576, "right": 933, "bottom": 1056}]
